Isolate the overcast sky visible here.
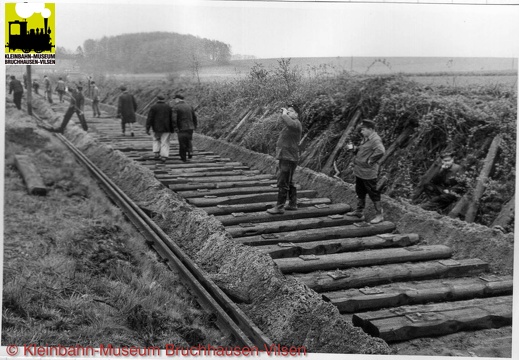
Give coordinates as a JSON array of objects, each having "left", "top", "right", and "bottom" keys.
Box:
[{"left": 52, "top": 0, "right": 519, "bottom": 59}]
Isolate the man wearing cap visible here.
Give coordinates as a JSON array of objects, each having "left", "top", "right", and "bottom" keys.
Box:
[
  {"left": 117, "top": 86, "right": 137, "bottom": 136},
  {"left": 346, "top": 119, "right": 386, "bottom": 224},
  {"left": 146, "top": 95, "right": 174, "bottom": 162},
  {"left": 267, "top": 104, "right": 303, "bottom": 214},
  {"left": 173, "top": 94, "right": 197, "bottom": 162},
  {"left": 420, "top": 151, "right": 465, "bottom": 213}
]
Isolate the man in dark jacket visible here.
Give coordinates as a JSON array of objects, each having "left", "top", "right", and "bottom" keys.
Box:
[
  {"left": 266, "top": 104, "right": 303, "bottom": 214},
  {"left": 117, "top": 86, "right": 137, "bottom": 136},
  {"left": 9, "top": 75, "right": 24, "bottom": 110},
  {"left": 146, "top": 95, "right": 174, "bottom": 162},
  {"left": 421, "top": 152, "right": 465, "bottom": 213},
  {"left": 53, "top": 86, "right": 88, "bottom": 133},
  {"left": 32, "top": 79, "right": 40, "bottom": 95},
  {"left": 173, "top": 94, "right": 197, "bottom": 162},
  {"left": 346, "top": 119, "right": 386, "bottom": 224}
]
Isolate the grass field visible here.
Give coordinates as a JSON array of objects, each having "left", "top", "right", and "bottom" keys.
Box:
[{"left": 104, "top": 56, "right": 517, "bottom": 89}]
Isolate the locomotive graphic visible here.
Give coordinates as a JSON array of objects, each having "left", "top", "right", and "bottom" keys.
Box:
[{"left": 6, "top": 17, "right": 54, "bottom": 53}]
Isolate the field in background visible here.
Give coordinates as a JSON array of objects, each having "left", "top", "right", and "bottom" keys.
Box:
[
  {"left": 16, "top": 56, "right": 516, "bottom": 89},
  {"left": 105, "top": 56, "right": 518, "bottom": 88}
]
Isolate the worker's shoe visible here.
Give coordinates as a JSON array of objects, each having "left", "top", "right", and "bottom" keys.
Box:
[
  {"left": 346, "top": 198, "right": 365, "bottom": 220},
  {"left": 286, "top": 186, "right": 297, "bottom": 211},
  {"left": 267, "top": 204, "right": 285, "bottom": 214},
  {"left": 285, "top": 203, "right": 298, "bottom": 211},
  {"left": 370, "top": 201, "right": 384, "bottom": 224},
  {"left": 346, "top": 209, "right": 365, "bottom": 220}
]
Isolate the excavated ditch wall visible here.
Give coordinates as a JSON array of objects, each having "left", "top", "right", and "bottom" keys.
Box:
[
  {"left": 83, "top": 95, "right": 513, "bottom": 276},
  {"left": 34, "top": 98, "right": 391, "bottom": 354},
  {"left": 193, "top": 134, "right": 514, "bottom": 276}
]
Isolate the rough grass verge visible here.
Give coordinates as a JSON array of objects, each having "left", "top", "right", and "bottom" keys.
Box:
[{"left": 2, "top": 104, "right": 226, "bottom": 347}]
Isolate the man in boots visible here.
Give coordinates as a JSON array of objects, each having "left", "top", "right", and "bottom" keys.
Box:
[
  {"left": 346, "top": 119, "right": 385, "bottom": 224},
  {"left": 267, "top": 104, "right": 302, "bottom": 215}
]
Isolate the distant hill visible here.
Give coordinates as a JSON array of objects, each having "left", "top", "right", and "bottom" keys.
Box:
[{"left": 79, "top": 32, "right": 232, "bottom": 73}]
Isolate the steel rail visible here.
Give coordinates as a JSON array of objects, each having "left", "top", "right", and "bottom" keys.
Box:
[{"left": 50, "top": 130, "right": 272, "bottom": 348}]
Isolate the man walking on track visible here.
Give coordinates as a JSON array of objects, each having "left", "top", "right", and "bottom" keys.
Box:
[
  {"left": 346, "top": 119, "right": 386, "bottom": 224},
  {"left": 173, "top": 94, "right": 197, "bottom": 162},
  {"left": 91, "top": 81, "right": 101, "bottom": 118},
  {"left": 53, "top": 86, "right": 88, "bottom": 133},
  {"left": 43, "top": 75, "right": 53, "bottom": 104},
  {"left": 267, "top": 104, "right": 302, "bottom": 215},
  {"left": 146, "top": 94, "right": 174, "bottom": 162},
  {"left": 9, "top": 75, "right": 24, "bottom": 110},
  {"left": 55, "top": 77, "right": 66, "bottom": 103},
  {"left": 117, "top": 86, "right": 137, "bottom": 136}
]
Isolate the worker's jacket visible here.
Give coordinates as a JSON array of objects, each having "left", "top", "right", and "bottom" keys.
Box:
[{"left": 352, "top": 132, "right": 385, "bottom": 180}]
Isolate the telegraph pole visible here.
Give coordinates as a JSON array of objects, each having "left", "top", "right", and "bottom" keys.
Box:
[{"left": 26, "top": 65, "right": 32, "bottom": 115}]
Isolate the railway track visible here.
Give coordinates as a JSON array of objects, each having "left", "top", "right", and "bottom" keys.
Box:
[
  {"left": 27, "top": 104, "right": 272, "bottom": 349},
  {"left": 32, "top": 99, "right": 513, "bottom": 350}
]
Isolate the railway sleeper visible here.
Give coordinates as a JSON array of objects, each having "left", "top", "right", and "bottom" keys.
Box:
[
  {"left": 275, "top": 245, "right": 453, "bottom": 274},
  {"left": 155, "top": 167, "right": 254, "bottom": 175},
  {"left": 236, "top": 221, "right": 396, "bottom": 245},
  {"left": 226, "top": 214, "right": 372, "bottom": 238},
  {"left": 168, "top": 179, "right": 277, "bottom": 192},
  {"left": 217, "top": 203, "right": 352, "bottom": 226},
  {"left": 257, "top": 233, "right": 421, "bottom": 259},
  {"left": 290, "top": 258, "right": 489, "bottom": 292},
  {"left": 179, "top": 184, "right": 302, "bottom": 198},
  {"left": 323, "top": 275, "right": 513, "bottom": 313},
  {"left": 165, "top": 174, "right": 274, "bottom": 185},
  {"left": 203, "top": 198, "right": 332, "bottom": 216},
  {"left": 187, "top": 189, "right": 318, "bottom": 207},
  {"left": 138, "top": 159, "right": 238, "bottom": 166},
  {"left": 352, "top": 295, "right": 513, "bottom": 342}
]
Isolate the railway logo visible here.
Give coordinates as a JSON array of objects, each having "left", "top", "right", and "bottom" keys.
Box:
[{"left": 4, "top": 2, "right": 56, "bottom": 65}]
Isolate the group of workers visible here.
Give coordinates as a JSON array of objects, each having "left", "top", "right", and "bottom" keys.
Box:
[
  {"left": 267, "top": 106, "right": 465, "bottom": 222},
  {"left": 9, "top": 74, "right": 464, "bottom": 217}
]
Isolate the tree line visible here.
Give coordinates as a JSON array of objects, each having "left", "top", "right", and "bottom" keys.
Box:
[{"left": 64, "top": 32, "right": 231, "bottom": 73}]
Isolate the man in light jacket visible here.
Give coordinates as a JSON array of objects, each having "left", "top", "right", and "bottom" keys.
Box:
[{"left": 346, "top": 119, "right": 386, "bottom": 224}]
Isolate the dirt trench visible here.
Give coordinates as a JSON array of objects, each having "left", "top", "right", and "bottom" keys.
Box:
[{"left": 192, "top": 134, "right": 514, "bottom": 276}]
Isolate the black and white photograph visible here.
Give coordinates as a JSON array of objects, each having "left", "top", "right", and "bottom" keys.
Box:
[{"left": 2, "top": 0, "right": 518, "bottom": 358}]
